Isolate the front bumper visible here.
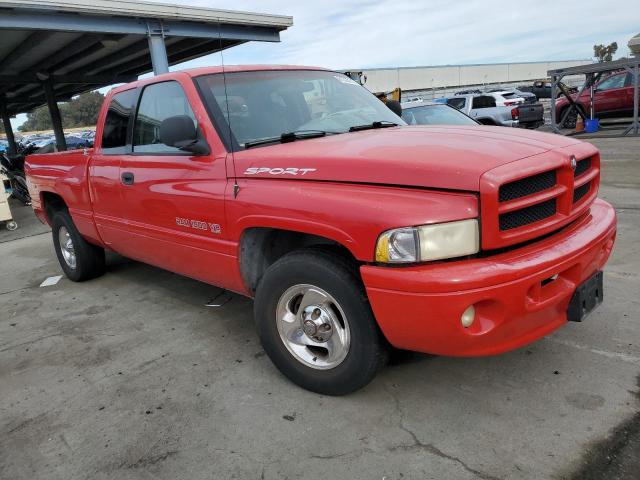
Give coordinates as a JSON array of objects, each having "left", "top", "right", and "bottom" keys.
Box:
[{"left": 361, "top": 199, "right": 617, "bottom": 357}]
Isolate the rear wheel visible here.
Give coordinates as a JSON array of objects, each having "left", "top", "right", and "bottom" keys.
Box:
[
  {"left": 52, "top": 210, "right": 105, "bottom": 281},
  {"left": 254, "top": 249, "right": 387, "bottom": 395}
]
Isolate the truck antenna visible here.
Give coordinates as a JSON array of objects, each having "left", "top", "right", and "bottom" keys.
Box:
[{"left": 218, "top": 20, "right": 240, "bottom": 198}]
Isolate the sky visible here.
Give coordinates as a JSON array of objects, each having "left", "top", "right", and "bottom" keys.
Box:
[
  {"left": 171, "top": 0, "right": 638, "bottom": 69},
  {"left": 10, "top": 0, "right": 640, "bottom": 129}
]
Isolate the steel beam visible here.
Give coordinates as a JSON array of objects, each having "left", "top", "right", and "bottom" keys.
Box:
[
  {"left": 0, "top": 11, "right": 282, "bottom": 42},
  {"left": 147, "top": 27, "right": 169, "bottom": 75},
  {"left": 622, "top": 64, "right": 639, "bottom": 136},
  {"left": 42, "top": 81, "right": 66, "bottom": 151},
  {"left": 0, "top": 98, "right": 18, "bottom": 155},
  {"left": 0, "top": 31, "right": 56, "bottom": 68},
  {"left": 119, "top": 39, "right": 229, "bottom": 78},
  {"left": 0, "top": 74, "right": 136, "bottom": 85},
  {"left": 550, "top": 74, "right": 561, "bottom": 133}
]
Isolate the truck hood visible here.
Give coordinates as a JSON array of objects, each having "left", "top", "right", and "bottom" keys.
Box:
[{"left": 233, "top": 125, "right": 583, "bottom": 191}]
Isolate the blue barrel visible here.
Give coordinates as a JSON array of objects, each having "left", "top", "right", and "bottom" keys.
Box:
[{"left": 585, "top": 118, "right": 599, "bottom": 133}]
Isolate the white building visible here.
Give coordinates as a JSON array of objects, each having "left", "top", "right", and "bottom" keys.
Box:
[{"left": 352, "top": 59, "right": 592, "bottom": 98}]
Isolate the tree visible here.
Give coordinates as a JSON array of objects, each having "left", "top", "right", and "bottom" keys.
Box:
[
  {"left": 17, "top": 91, "right": 105, "bottom": 132},
  {"left": 66, "top": 91, "right": 104, "bottom": 127},
  {"left": 593, "top": 42, "right": 618, "bottom": 63}
]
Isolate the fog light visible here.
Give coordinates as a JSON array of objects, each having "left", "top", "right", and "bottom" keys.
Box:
[{"left": 461, "top": 305, "right": 476, "bottom": 328}]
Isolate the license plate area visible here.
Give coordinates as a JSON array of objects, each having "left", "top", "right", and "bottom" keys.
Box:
[{"left": 567, "top": 271, "right": 603, "bottom": 322}]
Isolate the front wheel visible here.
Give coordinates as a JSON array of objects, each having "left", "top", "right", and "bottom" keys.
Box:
[{"left": 254, "top": 249, "right": 387, "bottom": 395}]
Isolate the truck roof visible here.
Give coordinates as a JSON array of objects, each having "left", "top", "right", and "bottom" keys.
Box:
[{"left": 110, "top": 65, "right": 330, "bottom": 94}]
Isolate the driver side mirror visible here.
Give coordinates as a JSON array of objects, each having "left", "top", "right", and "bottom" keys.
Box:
[{"left": 159, "top": 115, "right": 210, "bottom": 156}]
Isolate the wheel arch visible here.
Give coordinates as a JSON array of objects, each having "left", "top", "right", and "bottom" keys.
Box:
[
  {"left": 40, "top": 191, "right": 68, "bottom": 225},
  {"left": 238, "top": 225, "right": 360, "bottom": 295}
]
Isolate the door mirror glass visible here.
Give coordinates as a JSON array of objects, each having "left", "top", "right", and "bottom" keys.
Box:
[
  {"left": 159, "top": 115, "right": 210, "bottom": 156},
  {"left": 160, "top": 115, "right": 197, "bottom": 146}
]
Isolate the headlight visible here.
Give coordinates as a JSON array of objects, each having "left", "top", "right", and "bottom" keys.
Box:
[{"left": 375, "top": 219, "right": 479, "bottom": 263}]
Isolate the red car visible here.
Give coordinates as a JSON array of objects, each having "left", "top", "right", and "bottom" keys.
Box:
[
  {"left": 555, "top": 70, "right": 637, "bottom": 127},
  {"left": 25, "top": 66, "right": 616, "bottom": 395}
]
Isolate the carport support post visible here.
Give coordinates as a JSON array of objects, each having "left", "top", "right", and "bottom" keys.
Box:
[
  {"left": 633, "top": 64, "right": 639, "bottom": 135},
  {"left": 147, "top": 31, "right": 169, "bottom": 75},
  {"left": 550, "top": 74, "right": 560, "bottom": 133},
  {"left": 0, "top": 99, "right": 18, "bottom": 155},
  {"left": 623, "top": 64, "right": 639, "bottom": 136},
  {"left": 42, "top": 80, "right": 66, "bottom": 152}
]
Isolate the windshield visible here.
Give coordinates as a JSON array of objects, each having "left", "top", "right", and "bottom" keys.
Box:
[
  {"left": 195, "top": 70, "right": 405, "bottom": 149},
  {"left": 401, "top": 104, "right": 478, "bottom": 126}
]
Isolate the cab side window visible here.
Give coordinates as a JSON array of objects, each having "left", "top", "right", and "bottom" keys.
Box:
[
  {"left": 597, "top": 74, "right": 626, "bottom": 91},
  {"left": 133, "top": 81, "right": 197, "bottom": 154},
  {"left": 101, "top": 89, "right": 137, "bottom": 154}
]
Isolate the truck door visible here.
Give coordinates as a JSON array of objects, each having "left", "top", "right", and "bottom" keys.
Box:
[
  {"left": 116, "top": 79, "right": 232, "bottom": 287},
  {"left": 89, "top": 88, "right": 138, "bottom": 246}
]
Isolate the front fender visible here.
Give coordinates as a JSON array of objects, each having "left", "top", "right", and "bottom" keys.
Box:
[{"left": 228, "top": 179, "right": 479, "bottom": 261}]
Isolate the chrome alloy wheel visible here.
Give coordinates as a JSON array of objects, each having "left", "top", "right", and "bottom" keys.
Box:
[
  {"left": 58, "top": 226, "right": 77, "bottom": 269},
  {"left": 276, "top": 284, "right": 351, "bottom": 370}
]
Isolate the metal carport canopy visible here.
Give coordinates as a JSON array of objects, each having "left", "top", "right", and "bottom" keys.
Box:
[{"left": 0, "top": 0, "right": 292, "bottom": 152}]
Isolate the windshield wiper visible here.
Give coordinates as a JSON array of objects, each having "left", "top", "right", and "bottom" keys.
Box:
[
  {"left": 243, "top": 130, "right": 338, "bottom": 149},
  {"left": 348, "top": 121, "right": 399, "bottom": 132}
]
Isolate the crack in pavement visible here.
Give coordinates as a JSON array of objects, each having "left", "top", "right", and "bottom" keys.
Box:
[{"left": 384, "top": 385, "right": 502, "bottom": 480}]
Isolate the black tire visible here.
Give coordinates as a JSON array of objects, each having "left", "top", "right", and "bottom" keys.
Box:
[
  {"left": 254, "top": 248, "right": 387, "bottom": 395},
  {"left": 51, "top": 210, "right": 106, "bottom": 282},
  {"left": 560, "top": 107, "right": 577, "bottom": 128},
  {"left": 560, "top": 105, "right": 585, "bottom": 129}
]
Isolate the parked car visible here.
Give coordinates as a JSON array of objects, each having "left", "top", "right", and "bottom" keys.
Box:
[
  {"left": 455, "top": 88, "right": 482, "bottom": 95},
  {"left": 554, "top": 70, "right": 638, "bottom": 128},
  {"left": 519, "top": 80, "right": 578, "bottom": 99},
  {"left": 25, "top": 66, "right": 616, "bottom": 395},
  {"left": 401, "top": 101, "right": 478, "bottom": 126},
  {"left": 485, "top": 90, "right": 525, "bottom": 107},
  {"left": 447, "top": 94, "right": 544, "bottom": 129},
  {"left": 487, "top": 88, "right": 538, "bottom": 104},
  {"left": 64, "top": 135, "right": 92, "bottom": 149},
  {"left": 445, "top": 94, "right": 519, "bottom": 126}
]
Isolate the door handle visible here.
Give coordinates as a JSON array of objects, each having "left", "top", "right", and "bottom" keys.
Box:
[{"left": 121, "top": 172, "right": 134, "bottom": 185}]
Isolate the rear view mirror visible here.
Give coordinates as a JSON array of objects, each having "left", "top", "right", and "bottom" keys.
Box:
[{"left": 160, "top": 115, "right": 210, "bottom": 155}]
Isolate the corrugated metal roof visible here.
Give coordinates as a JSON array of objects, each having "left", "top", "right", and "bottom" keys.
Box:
[{"left": 0, "top": 0, "right": 293, "bottom": 115}]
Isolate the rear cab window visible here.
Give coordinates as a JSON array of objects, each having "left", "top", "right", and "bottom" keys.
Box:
[{"left": 100, "top": 89, "right": 137, "bottom": 154}]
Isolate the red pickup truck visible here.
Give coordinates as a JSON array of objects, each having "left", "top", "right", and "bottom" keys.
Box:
[{"left": 26, "top": 66, "right": 617, "bottom": 395}]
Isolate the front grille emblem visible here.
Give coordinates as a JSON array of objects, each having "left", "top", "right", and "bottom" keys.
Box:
[{"left": 570, "top": 156, "right": 577, "bottom": 171}]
